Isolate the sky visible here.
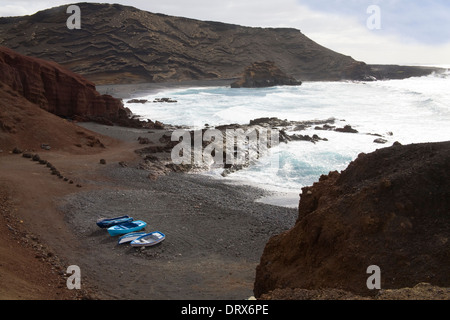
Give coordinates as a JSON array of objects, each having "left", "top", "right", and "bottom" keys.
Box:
[{"left": 1, "top": 0, "right": 450, "bottom": 65}]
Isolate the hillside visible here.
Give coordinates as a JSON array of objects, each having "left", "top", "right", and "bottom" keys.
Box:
[{"left": 0, "top": 2, "right": 378, "bottom": 84}]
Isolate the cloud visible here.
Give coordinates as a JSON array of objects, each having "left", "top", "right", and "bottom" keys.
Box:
[{"left": 298, "top": 0, "right": 450, "bottom": 45}]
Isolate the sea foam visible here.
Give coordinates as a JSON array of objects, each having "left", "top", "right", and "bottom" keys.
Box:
[{"left": 125, "top": 72, "right": 450, "bottom": 207}]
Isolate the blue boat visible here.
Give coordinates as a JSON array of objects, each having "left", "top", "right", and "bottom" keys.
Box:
[
  {"left": 107, "top": 220, "right": 147, "bottom": 236},
  {"left": 117, "top": 232, "right": 148, "bottom": 244},
  {"left": 96, "top": 215, "right": 133, "bottom": 228},
  {"left": 130, "top": 231, "right": 165, "bottom": 247}
]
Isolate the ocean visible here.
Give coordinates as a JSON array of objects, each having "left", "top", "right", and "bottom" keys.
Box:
[{"left": 124, "top": 70, "right": 450, "bottom": 208}]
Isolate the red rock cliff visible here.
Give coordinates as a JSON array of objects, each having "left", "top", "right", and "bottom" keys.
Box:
[
  {"left": 0, "top": 46, "right": 126, "bottom": 122},
  {"left": 254, "top": 141, "right": 450, "bottom": 298}
]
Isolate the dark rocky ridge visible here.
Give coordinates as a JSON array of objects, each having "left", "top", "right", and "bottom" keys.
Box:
[
  {"left": 369, "top": 64, "right": 445, "bottom": 80},
  {"left": 0, "top": 2, "right": 410, "bottom": 85},
  {"left": 254, "top": 141, "right": 450, "bottom": 298}
]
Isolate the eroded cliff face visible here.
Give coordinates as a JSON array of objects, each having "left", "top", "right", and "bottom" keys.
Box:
[
  {"left": 0, "top": 46, "right": 126, "bottom": 122},
  {"left": 254, "top": 141, "right": 450, "bottom": 298}
]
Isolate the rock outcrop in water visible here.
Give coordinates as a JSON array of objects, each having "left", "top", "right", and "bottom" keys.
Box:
[
  {"left": 230, "top": 61, "right": 302, "bottom": 88},
  {"left": 254, "top": 141, "right": 450, "bottom": 298}
]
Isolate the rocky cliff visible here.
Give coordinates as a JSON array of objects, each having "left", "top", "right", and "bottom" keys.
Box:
[
  {"left": 254, "top": 141, "right": 450, "bottom": 298},
  {"left": 0, "top": 46, "right": 128, "bottom": 123},
  {"left": 0, "top": 46, "right": 147, "bottom": 152},
  {"left": 0, "top": 3, "right": 379, "bottom": 84}
]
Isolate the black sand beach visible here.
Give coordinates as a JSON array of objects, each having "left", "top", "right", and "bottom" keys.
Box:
[{"left": 60, "top": 122, "right": 298, "bottom": 299}]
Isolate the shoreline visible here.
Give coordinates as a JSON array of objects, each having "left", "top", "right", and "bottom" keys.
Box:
[
  {"left": 76, "top": 122, "right": 302, "bottom": 210},
  {"left": 70, "top": 122, "right": 300, "bottom": 299},
  {"left": 0, "top": 119, "right": 298, "bottom": 299},
  {"left": 61, "top": 164, "right": 298, "bottom": 299},
  {"left": 62, "top": 122, "right": 299, "bottom": 299}
]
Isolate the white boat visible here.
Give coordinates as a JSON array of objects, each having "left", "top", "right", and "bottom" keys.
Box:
[
  {"left": 117, "top": 232, "right": 148, "bottom": 245},
  {"left": 130, "top": 231, "right": 165, "bottom": 247}
]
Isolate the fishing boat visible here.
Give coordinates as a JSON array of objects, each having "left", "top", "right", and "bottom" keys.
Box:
[
  {"left": 130, "top": 231, "right": 165, "bottom": 247},
  {"left": 96, "top": 215, "right": 133, "bottom": 228},
  {"left": 117, "top": 232, "right": 148, "bottom": 244},
  {"left": 107, "top": 220, "right": 147, "bottom": 236}
]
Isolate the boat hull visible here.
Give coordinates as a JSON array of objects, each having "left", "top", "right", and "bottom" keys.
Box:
[
  {"left": 130, "top": 231, "right": 165, "bottom": 247},
  {"left": 97, "top": 215, "right": 133, "bottom": 228},
  {"left": 118, "top": 232, "right": 148, "bottom": 244},
  {"left": 107, "top": 220, "right": 147, "bottom": 236}
]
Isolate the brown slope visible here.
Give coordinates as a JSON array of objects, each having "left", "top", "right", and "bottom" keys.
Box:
[
  {"left": 0, "top": 81, "right": 113, "bottom": 153},
  {"left": 0, "top": 2, "right": 374, "bottom": 84},
  {"left": 0, "top": 48, "right": 126, "bottom": 300},
  {"left": 254, "top": 141, "right": 450, "bottom": 298}
]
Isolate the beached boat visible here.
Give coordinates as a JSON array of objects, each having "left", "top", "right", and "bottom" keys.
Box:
[
  {"left": 130, "top": 231, "right": 165, "bottom": 247},
  {"left": 96, "top": 215, "right": 133, "bottom": 228},
  {"left": 117, "top": 232, "right": 148, "bottom": 244},
  {"left": 107, "top": 220, "right": 147, "bottom": 236}
]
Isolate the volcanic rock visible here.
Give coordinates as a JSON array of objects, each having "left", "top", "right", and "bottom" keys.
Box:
[
  {"left": 335, "top": 125, "right": 358, "bottom": 133},
  {"left": 374, "top": 138, "right": 388, "bottom": 144},
  {"left": 0, "top": 46, "right": 127, "bottom": 123},
  {"left": 153, "top": 98, "right": 178, "bottom": 103},
  {"left": 369, "top": 65, "right": 445, "bottom": 80},
  {"left": 254, "top": 141, "right": 450, "bottom": 298},
  {"left": 231, "top": 61, "right": 302, "bottom": 88},
  {"left": 127, "top": 99, "right": 148, "bottom": 104},
  {"left": 0, "top": 49, "right": 123, "bottom": 152}
]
